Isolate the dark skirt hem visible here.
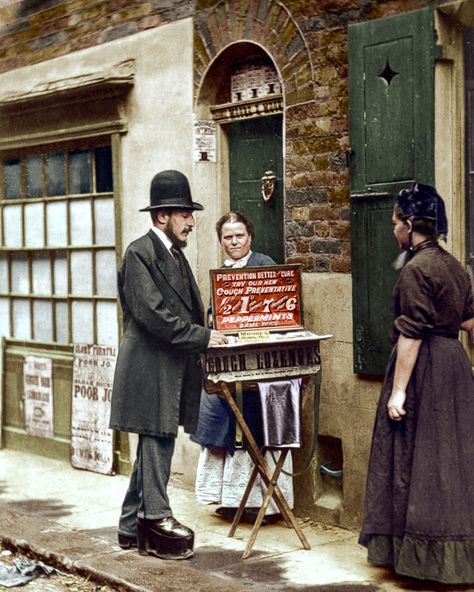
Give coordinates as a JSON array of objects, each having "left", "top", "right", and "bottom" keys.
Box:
[{"left": 362, "top": 534, "right": 474, "bottom": 584}]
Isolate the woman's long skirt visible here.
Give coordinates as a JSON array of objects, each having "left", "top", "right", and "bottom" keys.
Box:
[{"left": 359, "top": 335, "right": 474, "bottom": 584}]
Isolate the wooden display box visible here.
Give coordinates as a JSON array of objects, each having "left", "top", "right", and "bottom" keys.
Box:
[{"left": 204, "top": 264, "right": 330, "bottom": 385}]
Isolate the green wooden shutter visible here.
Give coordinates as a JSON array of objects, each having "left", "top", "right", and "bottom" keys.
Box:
[
  {"left": 349, "top": 7, "right": 439, "bottom": 374},
  {"left": 465, "top": 28, "right": 474, "bottom": 279}
]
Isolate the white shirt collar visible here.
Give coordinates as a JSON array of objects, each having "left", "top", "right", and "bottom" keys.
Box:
[
  {"left": 151, "top": 226, "right": 173, "bottom": 252},
  {"left": 224, "top": 250, "right": 253, "bottom": 268}
]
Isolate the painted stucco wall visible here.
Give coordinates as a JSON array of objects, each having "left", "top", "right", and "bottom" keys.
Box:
[
  {"left": 0, "top": 17, "right": 198, "bottom": 257},
  {"left": 0, "top": 17, "right": 209, "bottom": 476},
  {"left": 300, "top": 274, "right": 380, "bottom": 529}
]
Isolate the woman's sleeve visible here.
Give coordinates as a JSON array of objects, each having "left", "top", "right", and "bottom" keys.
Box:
[{"left": 393, "top": 265, "right": 435, "bottom": 339}]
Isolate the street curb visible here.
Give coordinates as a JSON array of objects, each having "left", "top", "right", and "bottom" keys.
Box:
[{"left": 0, "top": 508, "right": 245, "bottom": 592}]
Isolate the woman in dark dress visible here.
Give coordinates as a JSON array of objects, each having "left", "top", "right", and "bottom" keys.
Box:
[{"left": 359, "top": 182, "right": 474, "bottom": 584}]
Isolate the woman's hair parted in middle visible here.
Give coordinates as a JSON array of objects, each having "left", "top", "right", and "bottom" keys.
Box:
[{"left": 215, "top": 211, "right": 255, "bottom": 241}]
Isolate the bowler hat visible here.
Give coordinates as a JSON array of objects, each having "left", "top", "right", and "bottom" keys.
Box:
[{"left": 139, "top": 170, "right": 204, "bottom": 212}]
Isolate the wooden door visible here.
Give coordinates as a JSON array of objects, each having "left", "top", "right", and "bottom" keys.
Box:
[
  {"left": 349, "top": 7, "right": 438, "bottom": 374},
  {"left": 227, "top": 115, "right": 284, "bottom": 263}
]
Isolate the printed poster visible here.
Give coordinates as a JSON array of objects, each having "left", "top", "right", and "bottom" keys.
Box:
[
  {"left": 210, "top": 264, "right": 303, "bottom": 332},
  {"left": 23, "top": 356, "right": 53, "bottom": 439},
  {"left": 71, "top": 344, "right": 117, "bottom": 475},
  {"left": 194, "top": 119, "right": 216, "bottom": 162}
]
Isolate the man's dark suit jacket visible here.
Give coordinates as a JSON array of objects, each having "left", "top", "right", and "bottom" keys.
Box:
[{"left": 110, "top": 229, "right": 210, "bottom": 437}]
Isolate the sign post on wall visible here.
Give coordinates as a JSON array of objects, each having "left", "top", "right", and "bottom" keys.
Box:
[
  {"left": 23, "top": 356, "right": 54, "bottom": 439},
  {"left": 193, "top": 119, "right": 216, "bottom": 162},
  {"left": 71, "top": 344, "right": 117, "bottom": 475}
]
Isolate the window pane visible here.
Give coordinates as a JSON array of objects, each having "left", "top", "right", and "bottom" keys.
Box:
[
  {"left": 72, "top": 300, "right": 93, "bottom": 343},
  {"left": 26, "top": 155, "right": 43, "bottom": 198},
  {"left": 12, "top": 299, "right": 31, "bottom": 339},
  {"left": 32, "top": 253, "right": 51, "bottom": 295},
  {"left": 4, "top": 159, "right": 21, "bottom": 199},
  {"left": 96, "top": 301, "right": 118, "bottom": 346},
  {"left": 96, "top": 250, "right": 116, "bottom": 296},
  {"left": 70, "top": 200, "right": 92, "bottom": 245},
  {"left": 24, "top": 202, "right": 44, "bottom": 247},
  {"left": 11, "top": 253, "right": 29, "bottom": 294},
  {"left": 71, "top": 251, "right": 92, "bottom": 295},
  {"left": 94, "top": 198, "right": 115, "bottom": 245},
  {"left": 69, "top": 150, "right": 92, "bottom": 194},
  {"left": 0, "top": 254, "right": 8, "bottom": 292},
  {"left": 55, "top": 301, "right": 69, "bottom": 343},
  {"left": 0, "top": 298, "right": 10, "bottom": 337},
  {"left": 53, "top": 253, "right": 68, "bottom": 295},
  {"left": 33, "top": 300, "right": 53, "bottom": 341},
  {"left": 46, "top": 201, "right": 67, "bottom": 247},
  {"left": 3, "top": 205, "right": 23, "bottom": 247},
  {"left": 47, "top": 152, "right": 66, "bottom": 196},
  {"left": 95, "top": 146, "right": 113, "bottom": 193}
]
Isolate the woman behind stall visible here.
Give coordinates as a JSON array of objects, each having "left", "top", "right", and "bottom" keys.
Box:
[
  {"left": 359, "top": 182, "right": 474, "bottom": 584},
  {"left": 192, "top": 211, "right": 294, "bottom": 523}
]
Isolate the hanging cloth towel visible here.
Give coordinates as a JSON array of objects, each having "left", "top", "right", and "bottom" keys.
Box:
[{"left": 257, "top": 378, "right": 302, "bottom": 449}]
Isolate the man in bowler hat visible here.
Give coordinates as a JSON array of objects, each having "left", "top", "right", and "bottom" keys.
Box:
[{"left": 109, "top": 169, "right": 228, "bottom": 560}]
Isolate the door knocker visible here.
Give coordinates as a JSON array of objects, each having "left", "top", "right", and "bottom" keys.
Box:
[{"left": 261, "top": 170, "right": 276, "bottom": 204}]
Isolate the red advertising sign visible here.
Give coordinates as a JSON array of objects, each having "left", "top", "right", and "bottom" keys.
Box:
[{"left": 210, "top": 264, "right": 303, "bottom": 333}]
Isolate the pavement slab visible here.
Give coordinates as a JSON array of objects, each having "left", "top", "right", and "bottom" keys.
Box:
[{"left": 1, "top": 449, "right": 468, "bottom": 591}]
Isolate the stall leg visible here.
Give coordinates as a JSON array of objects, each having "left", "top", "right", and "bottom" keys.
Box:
[
  {"left": 229, "top": 463, "right": 259, "bottom": 537},
  {"left": 219, "top": 381, "right": 311, "bottom": 558},
  {"left": 243, "top": 448, "right": 288, "bottom": 559}
]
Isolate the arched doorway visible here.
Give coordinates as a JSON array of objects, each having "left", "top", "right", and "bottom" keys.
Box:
[{"left": 196, "top": 43, "right": 284, "bottom": 263}]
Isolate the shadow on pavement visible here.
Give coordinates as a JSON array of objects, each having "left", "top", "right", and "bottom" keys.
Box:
[
  {"left": 83, "top": 527, "right": 380, "bottom": 591},
  {"left": 0, "top": 499, "right": 75, "bottom": 519}
]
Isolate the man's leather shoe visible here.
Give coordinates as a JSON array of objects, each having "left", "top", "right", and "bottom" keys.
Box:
[
  {"left": 117, "top": 532, "right": 137, "bottom": 549},
  {"left": 137, "top": 517, "right": 194, "bottom": 560}
]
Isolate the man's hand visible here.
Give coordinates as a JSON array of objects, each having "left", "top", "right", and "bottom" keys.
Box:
[{"left": 208, "top": 330, "right": 229, "bottom": 347}]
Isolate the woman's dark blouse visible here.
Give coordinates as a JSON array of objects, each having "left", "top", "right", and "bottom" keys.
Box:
[{"left": 392, "top": 241, "right": 474, "bottom": 341}]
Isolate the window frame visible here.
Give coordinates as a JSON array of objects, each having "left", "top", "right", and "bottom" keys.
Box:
[{"left": 0, "top": 136, "right": 121, "bottom": 347}]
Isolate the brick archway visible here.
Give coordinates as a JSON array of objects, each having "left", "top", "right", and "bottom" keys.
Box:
[{"left": 193, "top": 0, "right": 314, "bottom": 108}]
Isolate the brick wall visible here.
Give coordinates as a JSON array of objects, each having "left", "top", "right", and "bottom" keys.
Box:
[
  {"left": 283, "top": 0, "right": 426, "bottom": 271},
  {"left": 0, "top": 0, "right": 193, "bottom": 72},
  {"left": 193, "top": 0, "right": 427, "bottom": 272},
  {"left": 0, "top": 0, "right": 428, "bottom": 272}
]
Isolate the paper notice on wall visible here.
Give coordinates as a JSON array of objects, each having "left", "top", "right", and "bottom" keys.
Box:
[
  {"left": 194, "top": 120, "right": 216, "bottom": 162},
  {"left": 23, "top": 356, "right": 54, "bottom": 439},
  {"left": 71, "top": 344, "right": 117, "bottom": 475}
]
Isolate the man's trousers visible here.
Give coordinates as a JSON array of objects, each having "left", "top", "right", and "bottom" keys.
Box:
[{"left": 118, "top": 434, "right": 175, "bottom": 537}]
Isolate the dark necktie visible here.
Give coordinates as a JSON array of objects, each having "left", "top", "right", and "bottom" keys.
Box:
[{"left": 170, "top": 246, "right": 190, "bottom": 297}]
